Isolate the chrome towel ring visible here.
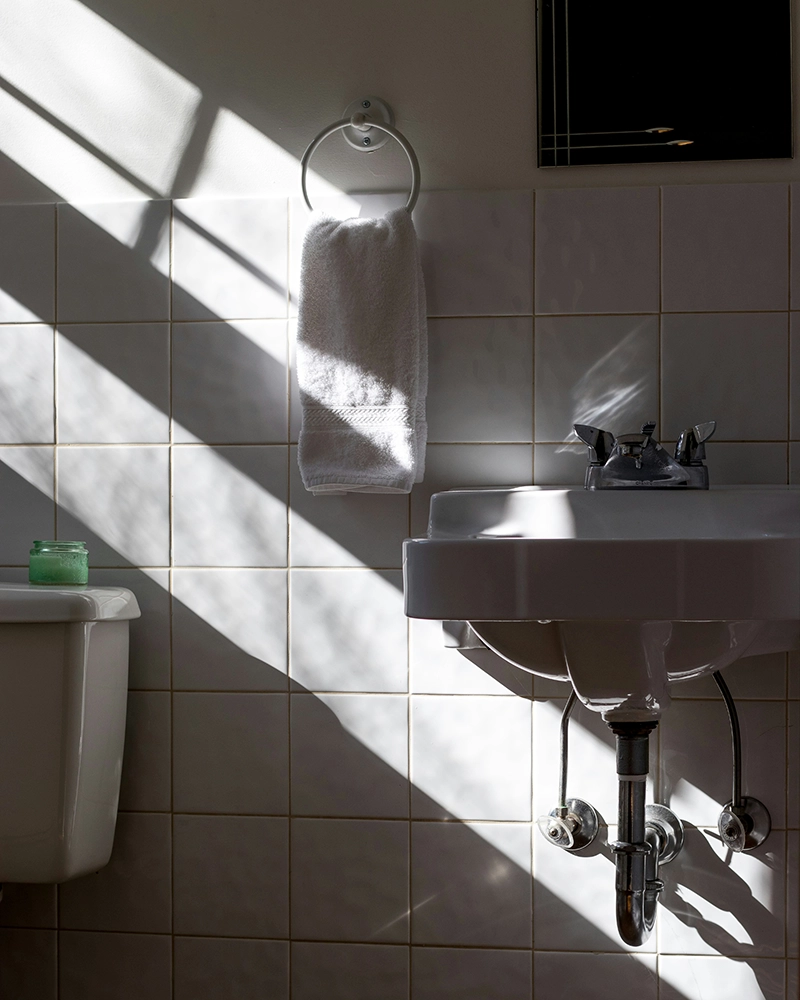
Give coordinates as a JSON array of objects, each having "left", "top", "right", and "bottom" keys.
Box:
[{"left": 300, "top": 100, "right": 421, "bottom": 214}]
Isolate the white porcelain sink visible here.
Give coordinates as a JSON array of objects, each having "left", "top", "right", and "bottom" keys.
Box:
[{"left": 403, "top": 487, "right": 800, "bottom": 721}]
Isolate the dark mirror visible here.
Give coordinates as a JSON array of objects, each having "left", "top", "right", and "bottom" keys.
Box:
[{"left": 537, "top": 0, "right": 792, "bottom": 167}]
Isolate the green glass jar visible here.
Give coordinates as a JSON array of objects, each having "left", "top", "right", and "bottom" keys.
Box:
[{"left": 29, "top": 540, "right": 89, "bottom": 585}]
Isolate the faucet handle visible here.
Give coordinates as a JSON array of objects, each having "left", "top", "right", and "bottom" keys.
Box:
[
  {"left": 675, "top": 420, "right": 716, "bottom": 465},
  {"left": 574, "top": 424, "right": 616, "bottom": 465}
]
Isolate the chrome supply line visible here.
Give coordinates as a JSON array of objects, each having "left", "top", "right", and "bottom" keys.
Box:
[
  {"left": 713, "top": 670, "right": 771, "bottom": 852},
  {"left": 536, "top": 690, "right": 599, "bottom": 853}
]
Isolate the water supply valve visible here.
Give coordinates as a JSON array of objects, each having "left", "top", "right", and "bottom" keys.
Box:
[{"left": 537, "top": 798, "right": 599, "bottom": 852}]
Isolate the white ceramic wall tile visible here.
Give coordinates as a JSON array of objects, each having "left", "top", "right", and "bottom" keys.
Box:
[
  {"left": 291, "top": 819, "right": 409, "bottom": 942},
  {"left": 789, "top": 703, "right": 799, "bottom": 829},
  {"left": 703, "top": 442, "right": 788, "bottom": 485},
  {"left": 533, "top": 442, "right": 587, "bottom": 485},
  {"left": 289, "top": 449, "right": 409, "bottom": 568},
  {"left": 786, "top": 970, "right": 798, "bottom": 1000},
  {"left": 792, "top": 444, "right": 800, "bottom": 485},
  {"left": 0, "top": 326, "right": 53, "bottom": 442},
  {"left": 533, "top": 826, "right": 650, "bottom": 953},
  {"left": 662, "top": 184, "right": 789, "bottom": 312},
  {"left": 411, "top": 822, "right": 531, "bottom": 947},
  {"left": 410, "top": 618, "right": 533, "bottom": 697},
  {"left": 788, "top": 832, "right": 798, "bottom": 957},
  {"left": 172, "top": 693, "right": 288, "bottom": 814},
  {"left": 792, "top": 315, "right": 799, "bottom": 439},
  {"left": 118, "top": 691, "right": 171, "bottom": 812},
  {"left": 426, "top": 318, "right": 533, "bottom": 442},
  {"left": 659, "top": 956, "right": 786, "bottom": 1000},
  {"left": 173, "top": 198, "right": 288, "bottom": 320},
  {"left": 91, "top": 568, "right": 171, "bottom": 690},
  {"left": 288, "top": 318, "right": 301, "bottom": 442},
  {"left": 413, "top": 191, "right": 533, "bottom": 316},
  {"left": 172, "top": 445, "right": 288, "bottom": 566},
  {"left": 59, "top": 813, "right": 171, "bottom": 932},
  {"left": 410, "top": 444, "right": 533, "bottom": 536},
  {"left": 791, "top": 654, "right": 800, "bottom": 698},
  {"left": 0, "top": 883, "right": 57, "bottom": 929},
  {"left": 659, "top": 828, "right": 786, "bottom": 957},
  {"left": 0, "top": 447, "right": 54, "bottom": 563},
  {"left": 291, "top": 694, "right": 408, "bottom": 818},
  {"left": 57, "top": 446, "right": 169, "bottom": 566},
  {"left": 790, "top": 183, "right": 800, "bottom": 309},
  {"left": 59, "top": 931, "right": 172, "bottom": 1000},
  {"left": 660, "top": 700, "right": 787, "bottom": 829},
  {"left": 672, "top": 653, "right": 788, "bottom": 700},
  {"left": 174, "top": 937, "right": 288, "bottom": 1000},
  {"left": 291, "top": 942, "right": 408, "bottom": 1000},
  {"left": 173, "top": 320, "right": 288, "bottom": 443},
  {"left": 0, "top": 928, "right": 57, "bottom": 1000},
  {"left": 173, "top": 815, "right": 289, "bottom": 937},
  {"left": 412, "top": 947, "right": 532, "bottom": 1000},
  {"left": 535, "top": 187, "right": 659, "bottom": 315},
  {"left": 661, "top": 313, "right": 788, "bottom": 441},
  {"left": 411, "top": 695, "right": 532, "bottom": 821},
  {"left": 0, "top": 203, "right": 55, "bottom": 322},
  {"left": 57, "top": 202, "right": 170, "bottom": 322},
  {"left": 172, "top": 568, "right": 287, "bottom": 690},
  {"left": 289, "top": 569, "right": 407, "bottom": 692},
  {"left": 57, "top": 324, "right": 169, "bottom": 443},
  {"left": 535, "top": 315, "right": 659, "bottom": 442},
  {"left": 534, "top": 953, "right": 658, "bottom": 1000}
]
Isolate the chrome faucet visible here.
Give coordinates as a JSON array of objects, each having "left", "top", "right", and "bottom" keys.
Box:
[{"left": 574, "top": 420, "right": 716, "bottom": 490}]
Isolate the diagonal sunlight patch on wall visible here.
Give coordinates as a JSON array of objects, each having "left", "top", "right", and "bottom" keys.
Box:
[
  {"left": 0, "top": 326, "right": 54, "bottom": 442},
  {"left": 556, "top": 325, "right": 654, "bottom": 453},
  {"left": 0, "top": 0, "right": 201, "bottom": 195},
  {"left": 0, "top": 289, "right": 46, "bottom": 324},
  {"left": 0, "top": 86, "right": 144, "bottom": 205},
  {"left": 669, "top": 777, "right": 726, "bottom": 830},
  {"left": 675, "top": 884, "right": 754, "bottom": 947},
  {"left": 190, "top": 106, "right": 353, "bottom": 201},
  {"left": 166, "top": 197, "right": 290, "bottom": 315},
  {"left": 76, "top": 198, "right": 171, "bottom": 250}
]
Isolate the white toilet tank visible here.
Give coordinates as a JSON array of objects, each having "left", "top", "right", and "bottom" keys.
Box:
[{"left": 0, "top": 582, "right": 141, "bottom": 883}]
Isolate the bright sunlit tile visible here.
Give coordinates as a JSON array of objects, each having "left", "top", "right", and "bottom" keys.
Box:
[{"left": 57, "top": 326, "right": 169, "bottom": 443}]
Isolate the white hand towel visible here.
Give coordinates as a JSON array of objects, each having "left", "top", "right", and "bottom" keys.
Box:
[{"left": 297, "top": 207, "right": 428, "bottom": 494}]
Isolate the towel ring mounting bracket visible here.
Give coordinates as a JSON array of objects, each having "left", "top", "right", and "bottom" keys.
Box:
[{"left": 341, "top": 97, "right": 394, "bottom": 150}]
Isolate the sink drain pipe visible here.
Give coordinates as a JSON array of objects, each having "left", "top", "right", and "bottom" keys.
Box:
[
  {"left": 609, "top": 722, "right": 684, "bottom": 947},
  {"left": 610, "top": 722, "right": 658, "bottom": 946}
]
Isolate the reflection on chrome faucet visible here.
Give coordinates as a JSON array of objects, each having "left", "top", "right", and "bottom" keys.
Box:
[{"left": 574, "top": 420, "right": 716, "bottom": 490}]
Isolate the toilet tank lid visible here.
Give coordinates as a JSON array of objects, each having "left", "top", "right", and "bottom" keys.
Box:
[{"left": 0, "top": 583, "right": 141, "bottom": 622}]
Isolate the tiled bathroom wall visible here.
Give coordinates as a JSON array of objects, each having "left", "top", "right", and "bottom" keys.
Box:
[{"left": 0, "top": 184, "right": 797, "bottom": 1000}]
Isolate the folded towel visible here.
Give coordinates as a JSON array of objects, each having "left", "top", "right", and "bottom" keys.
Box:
[{"left": 297, "top": 207, "right": 428, "bottom": 494}]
